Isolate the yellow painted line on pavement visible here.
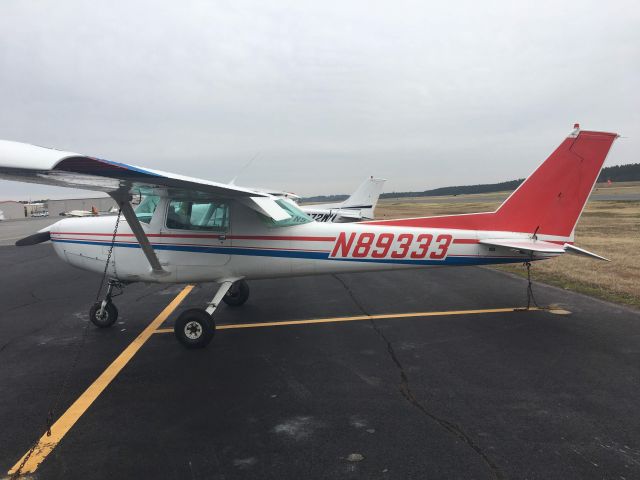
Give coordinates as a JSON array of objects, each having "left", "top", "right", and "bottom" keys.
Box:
[
  {"left": 8, "top": 285, "right": 194, "bottom": 476},
  {"left": 153, "top": 306, "right": 539, "bottom": 334}
]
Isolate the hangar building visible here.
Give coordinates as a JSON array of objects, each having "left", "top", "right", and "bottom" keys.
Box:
[{"left": 0, "top": 201, "right": 26, "bottom": 220}]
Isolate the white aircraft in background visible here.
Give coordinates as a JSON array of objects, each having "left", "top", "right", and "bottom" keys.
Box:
[
  {"left": 0, "top": 125, "right": 616, "bottom": 349},
  {"left": 61, "top": 206, "right": 119, "bottom": 217},
  {"left": 232, "top": 177, "right": 385, "bottom": 223},
  {"left": 301, "top": 177, "right": 386, "bottom": 223}
]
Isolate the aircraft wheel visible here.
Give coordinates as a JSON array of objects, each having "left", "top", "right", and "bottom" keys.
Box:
[
  {"left": 223, "top": 280, "right": 249, "bottom": 306},
  {"left": 89, "top": 301, "right": 118, "bottom": 328},
  {"left": 174, "top": 309, "right": 215, "bottom": 348}
]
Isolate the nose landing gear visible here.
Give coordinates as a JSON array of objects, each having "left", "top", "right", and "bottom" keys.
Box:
[{"left": 89, "top": 279, "right": 123, "bottom": 328}]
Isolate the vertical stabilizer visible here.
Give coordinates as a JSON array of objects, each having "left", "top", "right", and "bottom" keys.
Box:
[
  {"left": 364, "top": 127, "right": 618, "bottom": 238},
  {"left": 341, "top": 177, "right": 386, "bottom": 219},
  {"left": 491, "top": 128, "right": 618, "bottom": 238}
]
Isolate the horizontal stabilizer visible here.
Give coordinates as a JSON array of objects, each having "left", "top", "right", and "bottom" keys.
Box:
[
  {"left": 479, "top": 238, "right": 565, "bottom": 255},
  {"left": 480, "top": 238, "right": 610, "bottom": 261},
  {"left": 332, "top": 209, "right": 362, "bottom": 221},
  {"left": 563, "top": 243, "right": 610, "bottom": 261}
]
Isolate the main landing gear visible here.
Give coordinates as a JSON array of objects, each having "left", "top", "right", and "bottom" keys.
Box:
[
  {"left": 174, "top": 279, "right": 250, "bottom": 349},
  {"left": 89, "top": 278, "right": 249, "bottom": 349},
  {"left": 89, "top": 279, "right": 123, "bottom": 328},
  {"left": 222, "top": 279, "right": 250, "bottom": 307}
]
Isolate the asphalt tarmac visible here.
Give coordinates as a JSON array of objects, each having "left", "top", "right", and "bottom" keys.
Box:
[
  {"left": 1, "top": 244, "right": 639, "bottom": 479},
  {"left": 0, "top": 218, "right": 59, "bottom": 246}
]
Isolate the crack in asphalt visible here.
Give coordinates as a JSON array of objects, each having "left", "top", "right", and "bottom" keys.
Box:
[
  {"left": 4, "top": 288, "right": 91, "bottom": 315},
  {"left": 30, "top": 290, "right": 43, "bottom": 302},
  {"left": 134, "top": 284, "right": 173, "bottom": 301},
  {"left": 1, "top": 280, "right": 94, "bottom": 353},
  {"left": 332, "top": 273, "right": 504, "bottom": 480},
  {"left": 0, "top": 323, "right": 51, "bottom": 354},
  {"left": 5, "top": 298, "right": 44, "bottom": 315}
]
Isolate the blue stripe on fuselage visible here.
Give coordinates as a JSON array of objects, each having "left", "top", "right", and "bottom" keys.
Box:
[{"left": 50, "top": 238, "right": 527, "bottom": 266}]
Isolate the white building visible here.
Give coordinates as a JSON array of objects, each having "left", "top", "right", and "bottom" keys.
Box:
[{"left": 0, "top": 201, "right": 26, "bottom": 220}]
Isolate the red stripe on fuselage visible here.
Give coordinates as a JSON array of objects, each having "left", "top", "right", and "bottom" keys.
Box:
[
  {"left": 51, "top": 236, "right": 331, "bottom": 253},
  {"left": 51, "top": 232, "right": 336, "bottom": 242}
]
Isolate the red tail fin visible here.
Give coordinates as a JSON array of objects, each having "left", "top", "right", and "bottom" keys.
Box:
[{"left": 366, "top": 128, "right": 618, "bottom": 238}]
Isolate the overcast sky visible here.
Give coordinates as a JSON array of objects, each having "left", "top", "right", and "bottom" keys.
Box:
[{"left": 0, "top": 0, "right": 638, "bottom": 200}]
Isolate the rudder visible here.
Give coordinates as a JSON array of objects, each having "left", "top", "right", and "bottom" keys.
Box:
[
  {"left": 492, "top": 128, "right": 618, "bottom": 238},
  {"left": 364, "top": 127, "right": 618, "bottom": 238}
]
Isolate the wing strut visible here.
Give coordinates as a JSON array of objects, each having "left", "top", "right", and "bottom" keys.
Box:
[{"left": 116, "top": 198, "right": 167, "bottom": 274}]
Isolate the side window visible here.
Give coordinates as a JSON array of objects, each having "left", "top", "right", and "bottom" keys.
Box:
[
  {"left": 166, "top": 200, "right": 229, "bottom": 231},
  {"left": 135, "top": 195, "right": 160, "bottom": 224}
]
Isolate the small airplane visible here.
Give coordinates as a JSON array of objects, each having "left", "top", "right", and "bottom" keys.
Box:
[
  {"left": 227, "top": 177, "right": 385, "bottom": 223},
  {"left": 0, "top": 125, "right": 618, "bottom": 348},
  {"left": 301, "top": 177, "right": 386, "bottom": 223},
  {"left": 60, "top": 206, "right": 119, "bottom": 217}
]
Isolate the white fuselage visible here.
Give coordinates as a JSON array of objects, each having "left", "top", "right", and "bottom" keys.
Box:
[{"left": 48, "top": 197, "right": 559, "bottom": 284}]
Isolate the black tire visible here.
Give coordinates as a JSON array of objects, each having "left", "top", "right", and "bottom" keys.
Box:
[
  {"left": 222, "top": 280, "right": 250, "bottom": 306},
  {"left": 174, "top": 308, "right": 215, "bottom": 349},
  {"left": 89, "top": 301, "right": 118, "bottom": 328}
]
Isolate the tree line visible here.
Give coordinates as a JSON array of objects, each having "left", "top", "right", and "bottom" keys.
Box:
[{"left": 303, "top": 163, "right": 640, "bottom": 202}]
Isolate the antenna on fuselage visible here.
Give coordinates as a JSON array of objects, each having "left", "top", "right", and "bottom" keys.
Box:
[{"left": 229, "top": 153, "right": 260, "bottom": 185}]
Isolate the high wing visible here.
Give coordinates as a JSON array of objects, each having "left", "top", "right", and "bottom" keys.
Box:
[
  {"left": 0, "top": 139, "right": 295, "bottom": 275},
  {"left": 480, "top": 238, "right": 609, "bottom": 261},
  {"left": 0, "top": 139, "right": 291, "bottom": 221}
]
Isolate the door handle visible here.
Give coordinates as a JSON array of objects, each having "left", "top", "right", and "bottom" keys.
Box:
[{"left": 218, "top": 234, "right": 226, "bottom": 241}]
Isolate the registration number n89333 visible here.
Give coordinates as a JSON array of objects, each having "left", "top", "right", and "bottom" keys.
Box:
[{"left": 329, "top": 232, "right": 453, "bottom": 260}]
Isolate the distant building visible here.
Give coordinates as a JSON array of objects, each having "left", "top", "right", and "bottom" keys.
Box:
[
  {"left": 0, "top": 201, "right": 26, "bottom": 220},
  {"left": 25, "top": 203, "right": 46, "bottom": 216},
  {"left": 0, "top": 196, "right": 119, "bottom": 220}
]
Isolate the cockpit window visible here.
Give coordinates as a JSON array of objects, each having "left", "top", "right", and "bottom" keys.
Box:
[
  {"left": 166, "top": 200, "right": 229, "bottom": 231},
  {"left": 135, "top": 195, "right": 160, "bottom": 224},
  {"left": 257, "top": 199, "right": 313, "bottom": 227}
]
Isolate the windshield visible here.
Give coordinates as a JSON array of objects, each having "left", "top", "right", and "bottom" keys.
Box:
[
  {"left": 135, "top": 195, "right": 160, "bottom": 224},
  {"left": 257, "top": 199, "right": 313, "bottom": 227}
]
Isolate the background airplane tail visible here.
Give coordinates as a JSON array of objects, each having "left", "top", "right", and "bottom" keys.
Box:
[
  {"left": 365, "top": 128, "right": 618, "bottom": 239},
  {"left": 341, "top": 177, "right": 386, "bottom": 219}
]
